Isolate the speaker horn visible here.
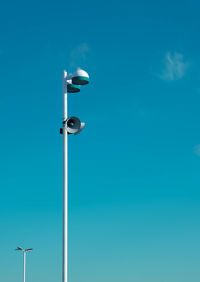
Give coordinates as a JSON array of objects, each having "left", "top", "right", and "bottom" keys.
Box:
[
  {"left": 64, "top": 117, "right": 85, "bottom": 135},
  {"left": 65, "top": 117, "right": 81, "bottom": 134},
  {"left": 74, "top": 122, "right": 86, "bottom": 135}
]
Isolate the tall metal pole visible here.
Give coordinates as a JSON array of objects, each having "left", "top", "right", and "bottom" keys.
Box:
[
  {"left": 23, "top": 251, "right": 26, "bottom": 282},
  {"left": 63, "top": 70, "right": 68, "bottom": 282}
]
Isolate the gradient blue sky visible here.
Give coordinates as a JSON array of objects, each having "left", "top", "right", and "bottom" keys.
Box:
[{"left": 1, "top": 0, "right": 200, "bottom": 281}]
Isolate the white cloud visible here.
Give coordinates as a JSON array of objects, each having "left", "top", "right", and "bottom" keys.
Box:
[
  {"left": 70, "top": 43, "right": 89, "bottom": 68},
  {"left": 160, "top": 52, "right": 189, "bottom": 81},
  {"left": 194, "top": 145, "right": 200, "bottom": 156}
]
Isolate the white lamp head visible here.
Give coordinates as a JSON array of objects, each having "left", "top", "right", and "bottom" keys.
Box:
[{"left": 72, "top": 68, "right": 89, "bottom": 85}]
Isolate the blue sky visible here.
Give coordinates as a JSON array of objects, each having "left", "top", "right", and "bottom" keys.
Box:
[{"left": 1, "top": 0, "right": 200, "bottom": 281}]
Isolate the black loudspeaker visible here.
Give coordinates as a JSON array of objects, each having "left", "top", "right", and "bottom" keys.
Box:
[
  {"left": 66, "top": 117, "right": 81, "bottom": 134},
  {"left": 63, "top": 117, "right": 85, "bottom": 135}
]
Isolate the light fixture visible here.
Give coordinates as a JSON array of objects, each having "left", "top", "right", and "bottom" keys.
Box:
[
  {"left": 72, "top": 68, "right": 90, "bottom": 85},
  {"left": 67, "top": 81, "right": 80, "bottom": 93}
]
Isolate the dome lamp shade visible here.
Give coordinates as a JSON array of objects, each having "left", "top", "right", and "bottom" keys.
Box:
[
  {"left": 72, "top": 69, "right": 90, "bottom": 85},
  {"left": 67, "top": 83, "right": 80, "bottom": 93}
]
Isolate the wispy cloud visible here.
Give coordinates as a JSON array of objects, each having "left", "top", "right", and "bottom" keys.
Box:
[
  {"left": 160, "top": 52, "right": 189, "bottom": 81},
  {"left": 69, "top": 43, "right": 89, "bottom": 68},
  {"left": 194, "top": 145, "right": 200, "bottom": 156}
]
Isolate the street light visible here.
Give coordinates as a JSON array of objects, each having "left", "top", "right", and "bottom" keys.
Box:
[
  {"left": 61, "top": 68, "right": 89, "bottom": 282},
  {"left": 67, "top": 80, "right": 80, "bottom": 93},
  {"left": 72, "top": 68, "right": 89, "bottom": 85},
  {"left": 15, "top": 246, "right": 33, "bottom": 282}
]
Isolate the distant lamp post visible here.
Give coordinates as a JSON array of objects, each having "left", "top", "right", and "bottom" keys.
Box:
[
  {"left": 15, "top": 246, "right": 33, "bottom": 282},
  {"left": 61, "top": 68, "right": 89, "bottom": 282}
]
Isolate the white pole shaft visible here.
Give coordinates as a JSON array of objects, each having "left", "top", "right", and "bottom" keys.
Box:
[
  {"left": 23, "top": 252, "right": 26, "bottom": 282},
  {"left": 63, "top": 70, "right": 68, "bottom": 282}
]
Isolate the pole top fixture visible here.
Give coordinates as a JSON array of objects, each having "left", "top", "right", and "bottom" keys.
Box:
[{"left": 72, "top": 68, "right": 89, "bottom": 85}]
